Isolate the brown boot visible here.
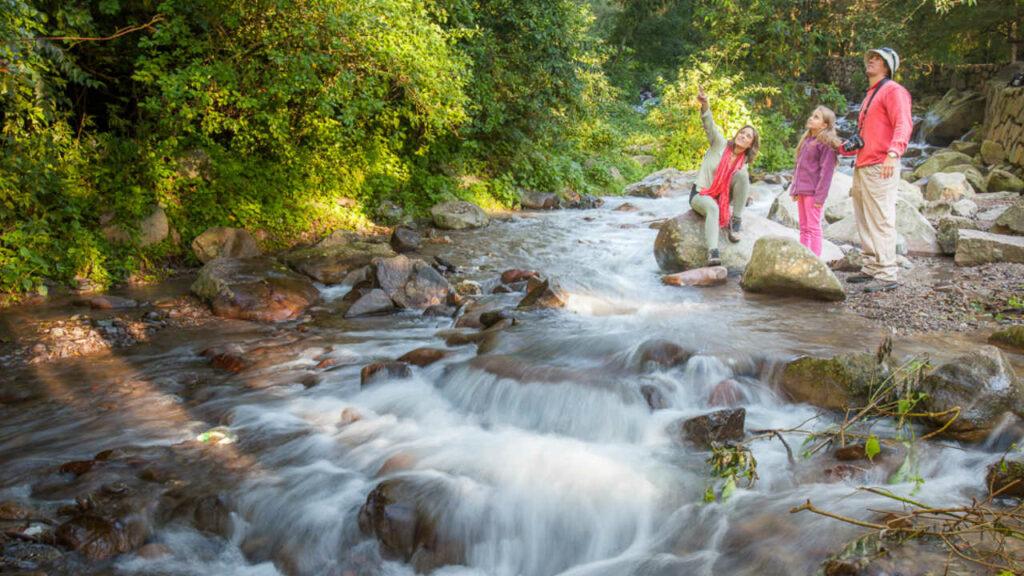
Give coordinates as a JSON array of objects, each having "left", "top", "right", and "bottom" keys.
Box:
[{"left": 726, "top": 216, "right": 742, "bottom": 243}]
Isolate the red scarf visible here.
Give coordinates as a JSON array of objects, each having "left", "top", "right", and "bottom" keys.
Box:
[{"left": 699, "top": 147, "right": 746, "bottom": 227}]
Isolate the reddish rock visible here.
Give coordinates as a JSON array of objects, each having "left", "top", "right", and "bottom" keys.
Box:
[
  {"left": 500, "top": 269, "right": 539, "bottom": 284},
  {"left": 661, "top": 266, "right": 728, "bottom": 287},
  {"left": 708, "top": 379, "right": 746, "bottom": 407},
  {"left": 56, "top": 514, "right": 149, "bottom": 561},
  {"left": 637, "top": 340, "right": 693, "bottom": 369},
  {"left": 90, "top": 296, "right": 138, "bottom": 309},
  {"left": 517, "top": 278, "right": 566, "bottom": 309},
  {"left": 60, "top": 460, "right": 97, "bottom": 476},
  {"left": 397, "top": 348, "right": 451, "bottom": 367},
  {"left": 376, "top": 453, "right": 416, "bottom": 476},
  {"left": 614, "top": 203, "right": 640, "bottom": 212},
  {"left": 339, "top": 408, "right": 362, "bottom": 426},
  {"left": 0, "top": 501, "right": 36, "bottom": 520},
  {"left": 137, "top": 542, "right": 173, "bottom": 558},
  {"left": 640, "top": 384, "right": 668, "bottom": 410},
  {"left": 361, "top": 362, "right": 413, "bottom": 387},
  {"left": 678, "top": 408, "right": 746, "bottom": 450},
  {"left": 834, "top": 444, "right": 869, "bottom": 461},
  {"left": 210, "top": 353, "right": 247, "bottom": 373},
  {"left": 190, "top": 257, "right": 320, "bottom": 322}
]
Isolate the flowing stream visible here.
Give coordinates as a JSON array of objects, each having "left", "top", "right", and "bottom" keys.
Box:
[{"left": 0, "top": 184, "right": 1017, "bottom": 576}]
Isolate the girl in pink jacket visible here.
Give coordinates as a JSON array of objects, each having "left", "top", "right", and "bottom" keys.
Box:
[{"left": 789, "top": 106, "right": 841, "bottom": 256}]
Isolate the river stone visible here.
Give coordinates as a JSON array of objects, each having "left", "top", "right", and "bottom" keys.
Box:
[
  {"left": 986, "top": 459, "right": 1024, "bottom": 498},
  {"left": 397, "top": 347, "right": 452, "bottom": 367},
  {"left": 191, "top": 226, "right": 259, "bottom": 263},
  {"left": 390, "top": 226, "right": 421, "bottom": 253},
  {"left": 942, "top": 164, "right": 986, "bottom": 194},
  {"left": 103, "top": 205, "right": 170, "bottom": 248},
  {"left": 661, "top": 266, "right": 727, "bottom": 287},
  {"left": 623, "top": 168, "right": 694, "bottom": 198},
  {"left": 640, "top": 384, "right": 669, "bottom": 411},
  {"left": 993, "top": 200, "right": 1024, "bottom": 235},
  {"left": 921, "top": 200, "right": 954, "bottom": 220},
  {"left": 517, "top": 277, "right": 566, "bottom": 309},
  {"left": 925, "top": 172, "right": 974, "bottom": 202},
  {"left": 740, "top": 236, "right": 845, "bottom": 301},
  {"left": 281, "top": 242, "right": 396, "bottom": 285},
  {"left": 361, "top": 361, "right": 412, "bottom": 387},
  {"left": 952, "top": 198, "right": 979, "bottom": 218},
  {"left": 981, "top": 140, "right": 1007, "bottom": 165},
  {"left": 989, "top": 326, "right": 1024, "bottom": 352},
  {"left": 949, "top": 140, "right": 980, "bottom": 156},
  {"left": 430, "top": 201, "right": 490, "bottom": 229},
  {"left": 345, "top": 289, "right": 395, "bottom": 318},
  {"left": 920, "top": 89, "right": 986, "bottom": 146},
  {"left": 56, "top": 513, "right": 150, "bottom": 561},
  {"left": 913, "top": 151, "right": 974, "bottom": 180},
  {"left": 898, "top": 180, "right": 925, "bottom": 210},
  {"left": 778, "top": 353, "right": 887, "bottom": 410},
  {"left": 936, "top": 216, "right": 984, "bottom": 255},
  {"left": 677, "top": 408, "right": 746, "bottom": 449},
  {"left": 373, "top": 254, "right": 451, "bottom": 310},
  {"left": 955, "top": 229, "right": 1024, "bottom": 265},
  {"left": 635, "top": 339, "right": 693, "bottom": 369},
  {"left": 653, "top": 211, "right": 843, "bottom": 272},
  {"left": 985, "top": 169, "right": 1024, "bottom": 193},
  {"left": 767, "top": 192, "right": 799, "bottom": 229},
  {"left": 828, "top": 247, "right": 864, "bottom": 272},
  {"left": 824, "top": 197, "right": 854, "bottom": 224},
  {"left": 520, "top": 190, "right": 559, "bottom": 210},
  {"left": 920, "top": 346, "right": 1024, "bottom": 442},
  {"left": 191, "top": 257, "right": 319, "bottom": 322},
  {"left": 824, "top": 199, "right": 940, "bottom": 255},
  {"left": 358, "top": 478, "right": 465, "bottom": 573}
]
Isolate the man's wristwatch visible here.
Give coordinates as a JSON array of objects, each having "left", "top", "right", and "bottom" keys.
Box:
[{"left": 886, "top": 151, "right": 898, "bottom": 159}]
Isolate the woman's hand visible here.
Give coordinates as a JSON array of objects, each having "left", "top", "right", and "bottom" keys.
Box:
[{"left": 696, "top": 85, "right": 709, "bottom": 112}]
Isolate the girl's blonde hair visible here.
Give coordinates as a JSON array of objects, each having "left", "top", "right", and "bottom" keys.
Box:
[{"left": 796, "top": 106, "right": 842, "bottom": 156}]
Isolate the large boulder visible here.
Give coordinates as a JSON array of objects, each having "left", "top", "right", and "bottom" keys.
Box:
[
  {"left": 925, "top": 172, "right": 974, "bottom": 202},
  {"left": 191, "top": 257, "right": 319, "bottom": 322},
  {"left": 777, "top": 353, "right": 888, "bottom": 410},
  {"left": 654, "top": 211, "right": 843, "bottom": 272},
  {"left": 623, "top": 168, "right": 695, "bottom": 198},
  {"left": 980, "top": 140, "right": 1007, "bottom": 165},
  {"left": 740, "top": 236, "right": 845, "bottom": 301},
  {"left": 676, "top": 408, "right": 746, "bottom": 450},
  {"left": 919, "top": 89, "right": 986, "bottom": 146},
  {"left": 920, "top": 347, "right": 1024, "bottom": 442},
  {"left": 430, "top": 201, "right": 490, "bottom": 229},
  {"left": 985, "top": 169, "right": 1024, "bottom": 194},
  {"left": 102, "top": 205, "right": 170, "bottom": 248},
  {"left": 519, "top": 190, "right": 560, "bottom": 210},
  {"left": 942, "top": 164, "right": 986, "bottom": 194},
  {"left": 373, "top": 254, "right": 451, "bottom": 310},
  {"left": 824, "top": 198, "right": 940, "bottom": 255},
  {"left": 191, "top": 226, "right": 260, "bottom": 263},
  {"left": 824, "top": 197, "right": 854, "bottom": 224},
  {"left": 936, "top": 216, "right": 984, "bottom": 255},
  {"left": 777, "top": 172, "right": 855, "bottom": 226},
  {"left": 281, "top": 242, "right": 396, "bottom": 284},
  {"left": 993, "top": 199, "right": 1024, "bottom": 235},
  {"left": 767, "top": 192, "right": 799, "bottom": 229},
  {"left": 913, "top": 151, "right": 974, "bottom": 180},
  {"left": 898, "top": 180, "right": 925, "bottom": 210},
  {"left": 949, "top": 140, "right": 981, "bottom": 156},
  {"left": 955, "top": 229, "right": 1024, "bottom": 265}
]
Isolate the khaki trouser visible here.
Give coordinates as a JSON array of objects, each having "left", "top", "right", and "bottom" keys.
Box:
[
  {"left": 851, "top": 163, "right": 898, "bottom": 282},
  {"left": 689, "top": 171, "right": 749, "bottom": 251}
]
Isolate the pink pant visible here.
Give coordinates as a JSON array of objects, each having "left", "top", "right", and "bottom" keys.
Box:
[{"left": 796, "top": 195, "right": 824, "bottom": 256}]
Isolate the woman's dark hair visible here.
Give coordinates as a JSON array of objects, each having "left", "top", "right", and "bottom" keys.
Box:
[{"left": 728, "top": 125, "right": 759, "bottom": 164}]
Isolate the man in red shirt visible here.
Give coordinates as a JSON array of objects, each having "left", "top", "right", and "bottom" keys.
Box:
[{"left": 843, "top": 47, "right": 913, "bottom": 293}]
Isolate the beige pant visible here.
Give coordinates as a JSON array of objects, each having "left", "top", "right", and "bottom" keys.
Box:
[
  {"left": 689, "top": 170, "right": 749, "bottom": 251},
  {"left": 851, "top": 164, "right": 898, "bottom": 282}
]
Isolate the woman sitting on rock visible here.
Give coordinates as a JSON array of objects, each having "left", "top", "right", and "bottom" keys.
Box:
[{"left": 690, "top": 85, "right": 759, "bottom": 266}]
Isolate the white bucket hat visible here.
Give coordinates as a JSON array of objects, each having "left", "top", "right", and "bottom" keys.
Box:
[{"left": 865, "top": 47, "right": 900, "bottom": 78}]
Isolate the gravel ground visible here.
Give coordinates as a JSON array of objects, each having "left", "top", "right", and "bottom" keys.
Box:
[{"left": 838, "top": 259, "right": 1024, "bottom": 334}]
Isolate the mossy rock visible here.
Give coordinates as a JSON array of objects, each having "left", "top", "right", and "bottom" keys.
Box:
[
  {"left": 778, "top": 353, "right": 888, "bottom": 410},
  {"left": 989, "top": 325, "right": 1024, "bottom": 352}
]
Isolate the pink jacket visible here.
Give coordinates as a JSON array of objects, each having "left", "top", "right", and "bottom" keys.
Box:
[
  {"left": 842, "top": 79, "right": 913, "bottom": 167},
  {"left": 791, "top": 139, "right": 837, "bottom": 204}
]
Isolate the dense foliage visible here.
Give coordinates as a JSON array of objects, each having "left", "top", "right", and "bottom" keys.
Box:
[{"left": 0, "top": 0, "right": 1018, "bottom": 297}]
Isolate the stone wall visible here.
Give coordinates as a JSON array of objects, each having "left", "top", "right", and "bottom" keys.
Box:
[
  {"left": 820, "top": 57, "right": 1004, "bottom": 97},
  {"left": 983, "top": 84, "right": 1024, "bottom": 167}
]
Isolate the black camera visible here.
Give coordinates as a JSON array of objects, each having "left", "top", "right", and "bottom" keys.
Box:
[{"left": 842, "top": 135, "right": 864, "bottom": 152}]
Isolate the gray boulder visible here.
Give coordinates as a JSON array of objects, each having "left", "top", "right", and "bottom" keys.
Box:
[
  {"left": 898, "top": 180, "right": 926, "bottom": 210},
  {"left": 913, "top": 151, "right": 974, "bottom": 180},
  {"left": 955, "top": 229, "right": 1024, "bottom": 265},
  {"left": 191, "top": 226, "right": 260, "bottom": 263},
  {"left": 824, "top": 198, "right": 940, "bottom": 255},
  {"left": 623, "top": 168, "right": 695, "bottom": 198},
  {"left": 767, "top": 192, "right": 799, "bottom": 229},
  {"left": 281, "top": 242, "right": 396, "bottom": 284},
  {"left": 941, "top": 164, "right": 986, "bottom": 194},
  {"left": 778, "top": 353, "right": 887, "bottom": 410},
  {"left": 345, "top": 289, "right": 396, "bottom": 318},
  {"left": 920, "top": 89, "right": 986, "bottom": 146},
  {"left": 103, "top": 205, "right": 169, "bottom": 248},
  {"left": 430, "top": 201, "right": 490, "bottom": 229},
  {"left": 373, "top": 254, "right": 451, "bottom": 310},
  {"left": 949, "top": 140, "right": 981, "bottom": 156},
  {"left": 654, "top": 211, "right": 843, "bottom": 272},
  {"left": 980, "top": 140, "right": 1007, "bottom": 165},
  {"left": 937, "top": 216, "right": 984, "bottom": 255},
  {"left": 191, "top": 257, "right": 319, "bottom": 322},
  {"left": 825, "top": 197, "right": 854, "bottom": 224},
  {"left": 740, "top": 236, "right": 845, "bottom": 301},
  {"left": 985, "top": 169, "right": 1024, "bottom": 194},
  {"left": 993, "top": 199, "right": 1024, "bottom": 236},
  {"left": 920, "top": 346, "right": 1024, "bottom": 442},
  {"left": 925, "top": 172, "right": 974, "bottom": 202},
  {"left": 520, "top": 190, "right": 559, "bottom": 210}
]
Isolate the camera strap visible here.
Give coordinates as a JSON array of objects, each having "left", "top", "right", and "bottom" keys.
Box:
[{"left": 856, "top": 78, "right": 889, "bottom": 137}]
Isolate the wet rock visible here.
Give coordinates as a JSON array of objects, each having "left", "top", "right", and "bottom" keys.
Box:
[
  {"left": 374, "top": 255, "right": 451, "bottom": 310},
  {"left": 357, "top": 478, "right": 465, "bottom": 572},
  {"left": 390, "top": 227, "right": 421, "bottom": 253},
  {"left": 640, "top": 384, "right": 668, "bottom": 410},
  {"left": 560, "top": 192, "right": 603, "bottom": 210},
  {"left": 209, "top": 352, "right": 247, "bottom": 373},
  {"left": 833, "top": 444, "right": 869, "bottom": 461},
  {"left": 778, "top": 353, "right": 886, "bottom": 410},
  {"left": 430, "top": 201, "right": 489, "bottom": 230},
  {"left": 397, "top": 348, "right": 451, "bottom": 367},
  {"left": 676, "top": 408, "right": 746, "bottom": 449},
  {"left": 741, "top": 236, "right": 845, "bottom": 301},
  {"left": 636, "top": 340, "right": 692, "bottom": 369},
  {"left": 376, "top": 454, "right": 416, "bottom": 477},
  {"left": 0, "top": 501, "right": 37, "bottom": 520},
  {"left": 280, "top": 242, "right": 396, "bottom": 284},
  {"left": 453, "top": 280, "right": 482, "bottom": 296},
  {"left": 919, "top": 90, "right": 986, "bottom": 146},
  {"left": 986, "top": 169, "right": 1024, "bottom": 194},
  {"left": 344, "top": 289, "right": 395, "bottom": 318},
  {"left": 190, "top": 257, "right": 320, "bottom": 322},
  {"left": 59, "top": 460, "right": 97, "bottom": 477},
  {"left": 136, "top": 542, "right": 172, "bottom": 558},
  {"left": 361, "top": 362, "right": 412, "bottom": 387},
  {"left": 925, "top": 172, "right": 974, "bottom": 202},
  {"left": 913, "top": 151, "right": 974, "bottom": 180},
  {"left": 339, "top": 408, "right": 362, "bottom": 425},
  {"left": 954, "top": 229, "right": 1024, "bottom": 265},
  {"left": 442, "top": 331, "right": 488, "bottom": 347},
  {"left": 767, "top": 190, "right": 799, "bottom": 229},
  {"left": 708, "top": 379, "right": 746, "bottom": 407},
  {"left": 501, "top": 269, "right": 539, "bottom": 284},
  {"left": 613, "top": 202, "right": 640, "bottom": 212},
  {"left": 660, "top": 266, "right": 727, "bottom": 287},
  {"left": 56, "top": 513, "right": 149, "bottom": 561},
  {"left": 655, "top": 212, "right": 843, "bottom": 272},
  {"left": 478, "top": 310, "right": 508, "bottom": 329},
  {"left": 992, "top": 198, "right": 1024, "bottom": 236},
  {"left": 519, "top": 190, "right": 559, "bottom": 210},
  {"left": 89, "top": 296, "right": 137, "bottom": 310},
  {"left": 476, "top": 331, "right": 504, "bottom": 355},
  {"left": 191, "top": 227, "right": 259, "bottom": 264},
  {"left": 920, "top": 346, "right": 1024, "bottom": 442},
  {"left": 422, "top": 304, "right": 456, "bottom": 318},
  {"left": 986, "top": 458, "right": 1024, "bottom": 498},
  {"left": 517, "top": 278, "right": 566, "bottom": 309},
  {"left": 989, "top": 326, "right": 1024, "bottom": 352},
  {"left": 623, "top": 168, "right": 694, "bottom": 198}
]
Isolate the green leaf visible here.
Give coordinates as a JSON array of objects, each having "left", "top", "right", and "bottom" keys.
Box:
[
  {"left": 865, "top": 436, "right": 881, "bottom": 462},
  {"left": 720, "top": 477, "right": 736, "bottom": 501}
]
